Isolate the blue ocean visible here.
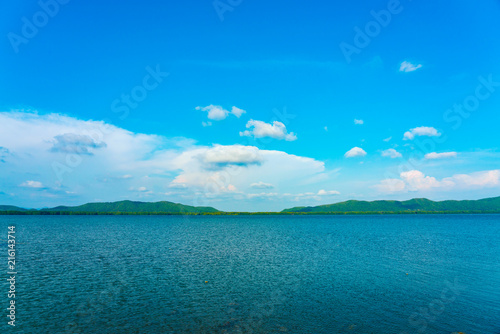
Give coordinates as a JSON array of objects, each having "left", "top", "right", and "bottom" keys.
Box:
[{"left": 2, "top": 214, "right": 499, "bottom": 333}]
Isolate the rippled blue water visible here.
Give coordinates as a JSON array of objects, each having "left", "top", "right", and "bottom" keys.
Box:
[{"left": 1, "top": 214, "right": 499, "bottom": 333}]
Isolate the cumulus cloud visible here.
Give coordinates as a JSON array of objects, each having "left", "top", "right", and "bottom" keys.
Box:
[
  {"left": 196, "top": 105, "right": 246, "bottom": 121},
  {"left": 403, "top": 126, "right": 441, "bottom": 140},
  {"left": 399, "top": 61, "right": 422, "bottom": 72},
  {"left": 424, "top": 152, "right": 457, "bottom": 160},
  {"left": 344, "top": 147, "right": 367, "bottom": 158},
  {"left": 169, "top": 145, "right": 324, "bottom": 193},
  {"left": 240, "top": 120, "right": 297, "bottom": 141},
  {"left": 354, "top": 119, "right": 364, "bottom": 125},
  {"left": 400, "top": 170, "right": 443, "bottom": 191},
  {"left": 250, "top": 181, "right": 274, "bottom": 189},
  {"left": 375, "top": 169, "right": 500, "bottom": 193},
  {"left": 381, "top": 148, "right": 402, "bottom": 158},
  {"left": 196, "top": 105, "right": 228, "bottom": 120},
  {"left": 0, "top": 111, "right": 330, "bottom": 209},
  {"left": 20, "top": 180, "right": 44, "bottom": 188}
]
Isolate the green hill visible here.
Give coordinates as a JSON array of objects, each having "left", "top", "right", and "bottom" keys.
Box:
[
  {"left": 42, "top": 200, "right": 219, "bottom": 214},
  {"left": 0, "top": 205, "right": 27, "bottom": 211},
  {"left": 282, "top": 196, "right": 500, "bottom": 213}
]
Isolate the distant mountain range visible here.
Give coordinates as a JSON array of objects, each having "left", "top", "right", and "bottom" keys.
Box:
[
  {"left": 282, "top": 196, "right": 500, "bottom": 213},
  {"left": 1, "top": 197, "right": 500, "bottom": 214},
  {"left": 0, "top": 205, "right": 28, "bottom": 212},
  {"left": 0, "top": 200, "right": 219, "bottom": 214}
]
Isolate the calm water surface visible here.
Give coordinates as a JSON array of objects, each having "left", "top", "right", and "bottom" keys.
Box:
[{"left": 1, "top": 214, "right": 499, "bottom": 333}]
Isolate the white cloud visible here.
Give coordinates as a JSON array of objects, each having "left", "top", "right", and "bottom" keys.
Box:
[
  {"left": 425, "top": 152, "right": 457, "bottom": 160},
  {"left": 443, "top": 170, "right": 500, "bottom": 188},
  {"left": 202, "top": 121, "right": 212, "bottom": 127},
  {"left": 354, "top": 119, "right": 364, "bottom": 125},
  {"left": 403, "top": 126, "right": 441, "bottom": 140},
  {"left": 344, "top": 147, "right": 367, "bottom": 158},
  {"left": 196, "top": 105, "right": 246, "bottom": 121},
  {"left": 399, "top": 61, "right": 422, "bottom": 72},
  {"left": 317, "top": 189, "right": 340, "bottom": 196},
  {"left": 20, "top": 180, "right": 44, "bottom": 188},
  {"left": 129, "top": 186, "right": 148, "bottom": 192},
  {"left": 240, "top": 120, "right": 297, "bottom": 141},
  {"left": 383, "top": 136, "right": 392, "bottom": 142},
  {"left": 285, "top": 189, "right": 340, "bottom": 201},
  {"left": 0, "top": 111, "right": 332, "bottom": 209},
  {"left": 324, "top": 126, "right": 328, "bottom": 131},
  {"left": 169, "top": 146, "right": 324, "bottom": 193},
  {"left": 375, "top": 169, "right": 500, "bottom": 193},
  {"left": 381, "top": 148, "right": 402, "bottom": 158},
  {"left": 250, "top": 181, "right": 274, "bottom": 189},
  {"left": 231, "top": 106, "right": 246, "bottom": 118},
  {"left": 0, "top": 111, "right": 342, "bottom": 211},
  {"left": 51, "top": 133, "right": 106, "bottom": 155},
  {"left": 401, "top": 170, "right": 443, "bottom": 191},
  {"left": 374, "top": 179, "right": 406, "bottom": 193},
  {"left": 202, "top": 145, "right": 263, "bottom": 167},
  {"left": 196, "top": 105, "right": 228, "bottom": 120}
]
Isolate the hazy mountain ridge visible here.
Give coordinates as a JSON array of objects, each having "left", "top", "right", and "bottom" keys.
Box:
[
  {"left": 0, "top": 205, "right": 27, "bottom": 211},
  {"left": 282, "top": 196, "right": 500, "bottom": 213}
]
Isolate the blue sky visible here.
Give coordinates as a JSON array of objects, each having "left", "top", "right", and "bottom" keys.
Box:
[{"left": 1, "top": 0, "right": 500, "bottom": 211}]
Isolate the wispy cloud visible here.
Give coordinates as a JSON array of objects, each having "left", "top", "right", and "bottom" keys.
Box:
[
  {"left": 425, "top": 152, "right": 457, "bottom": 160},
  {"left": 399, "top": 61, "right": 422, "bottom": 72},
  {"left": 354, "top": 119, "right": 364, "bottom": 125},
  {"left": 20, "top": 180, "right": 44, "bottom": 189},
  {"left": 240, "top": 120, "right": 297, "bottom": 141},
  {"left": 250, "top": 181, "right": 274, "bottom": 189}
]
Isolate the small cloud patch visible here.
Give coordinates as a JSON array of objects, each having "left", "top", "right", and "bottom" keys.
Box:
[
  {"left": 240, "top": 120, "right": 297, "bottom": 141},
  {"left": 399, "top": 61, "right": 422, "bottom": 72},
  {"left": 345, "top": 147, "right": 367, "bottom": 158}
]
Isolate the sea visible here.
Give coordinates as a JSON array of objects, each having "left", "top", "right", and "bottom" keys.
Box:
[{"left": 1, "top": 214, "right": 499, "bottom": 333}]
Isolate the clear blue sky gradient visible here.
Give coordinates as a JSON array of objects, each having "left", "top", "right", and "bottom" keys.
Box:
[{"left": 1, "top": 0, "right": 500, "bottom": 210}]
